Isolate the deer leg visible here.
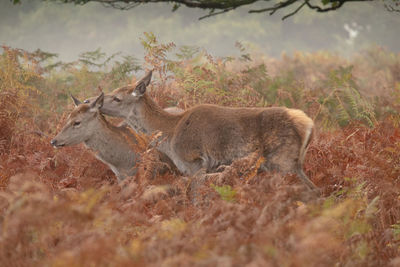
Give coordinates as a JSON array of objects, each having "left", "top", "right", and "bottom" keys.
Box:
[
  {"left": 296, "top": 167, "right": 319, "bottom": 193},
  {"left": 169, "top": 145, "right": 203, "bottom": 176},
  {"left": 262, "top": 138, "right": 318, "bottom": 192},
  {"left": 187, "top": 168, "right": 209, "bottom": 205}
]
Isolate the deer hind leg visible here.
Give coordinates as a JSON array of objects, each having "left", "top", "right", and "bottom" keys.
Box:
[
  {"left": 169, "top": 152, "right": 203, "bottom": 177},
  {"left": 261, "top": 139, "right": 317, "bottom": 191},
  {"left": 170, "top": 138, "right": 205, "bottom": 176},
  {"left": 296, "top": 167, "right": 318, "bottom": 192}
]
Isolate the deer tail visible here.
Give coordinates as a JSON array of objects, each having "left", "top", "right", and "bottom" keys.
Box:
[{"left": 286, "top": 109, "right": 314, "bottom": 166}]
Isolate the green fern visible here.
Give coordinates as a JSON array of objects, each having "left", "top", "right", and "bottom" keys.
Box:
[
  {"left": 392, "top": 222, "right": 400, "bottom": 241},
  {"left": 316, "top": 66, "right": 376, "bottom": 128},
  {"left": 211, "top": 184, "right": 236, "bottom": 203}
]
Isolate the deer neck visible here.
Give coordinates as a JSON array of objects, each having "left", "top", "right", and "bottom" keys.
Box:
[
  {"left": 129, "top": 94, "right": 182, "bottom": 136},
  {"left": 84, "top": 115, "right": 137, "bottom": 169}
]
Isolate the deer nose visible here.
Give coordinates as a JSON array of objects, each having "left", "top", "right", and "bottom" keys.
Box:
[{"left": 50, "top": 139, "right": 57, "bottom": 146}]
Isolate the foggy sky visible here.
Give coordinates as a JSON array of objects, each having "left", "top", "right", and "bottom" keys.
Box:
[{"left": 0, "top": 0, "right": 399, "bottom": 62}]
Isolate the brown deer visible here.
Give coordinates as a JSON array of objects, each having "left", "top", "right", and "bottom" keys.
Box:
[
  {"left": 95, "top": 71, "right": 317, "bottom": 190},
  {"left": 51, "top": 93, "right": 142, "bottom": 181}
]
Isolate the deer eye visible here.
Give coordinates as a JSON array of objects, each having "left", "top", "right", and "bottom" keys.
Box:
[
  {"left": 73, "top": 121, "right": 81, "bottom": 126},
  {"left": 113, "top": 97, "right": 121, "bottom": 102}
]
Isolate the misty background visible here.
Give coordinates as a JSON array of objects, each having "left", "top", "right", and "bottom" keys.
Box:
[{"left": 0, "top": 0, "right": 399, "bottom": 62}]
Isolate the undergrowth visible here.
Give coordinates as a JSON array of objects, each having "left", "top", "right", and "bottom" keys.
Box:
[{"left": 0, "top": 36, "right": 400, "bottom": 266}]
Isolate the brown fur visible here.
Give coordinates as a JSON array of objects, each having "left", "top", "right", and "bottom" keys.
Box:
[{"left": 69, "top": 105, "right": 90, "bottom": 118}]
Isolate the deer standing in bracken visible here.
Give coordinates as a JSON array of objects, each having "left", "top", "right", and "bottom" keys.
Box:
[{"left": 95, "top": 71, "right": 317, "bottom": 190}]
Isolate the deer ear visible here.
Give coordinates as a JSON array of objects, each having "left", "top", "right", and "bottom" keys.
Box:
[
  {"left": 70, "top": 94, "right": 82, "bottom": 107},
  {"left": 90, "top": 92, "right": 104, "bottom": 111},
  {"left": 132, "top": 70, "right": 152, "bottom": 97}
]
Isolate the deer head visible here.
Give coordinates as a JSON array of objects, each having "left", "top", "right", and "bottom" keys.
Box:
[
  {"left": 84, "top": 71, "right": 152, "bottom": 119},
  {"left": 51, "top": 93, "right": 104, "bottom": 147}
]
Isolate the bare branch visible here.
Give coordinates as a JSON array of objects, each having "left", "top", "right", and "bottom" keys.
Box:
[
  {"left": 282, "top": 1, "right": 307, "bottom": 20},
  {"left": 99, "top": 1, "right": 141, "bottom": 10},
  {"left": 305, "top": 0, "right": 346, "bottom": 12},
  {"left": 305, "top": 0, "right": 374, "bottom": 13},
  {"left": 249, "top": 0, "right": 298, "bottom": 15},
  {"left": 199, "top": 7, "right": 236, "bottom": 20}
]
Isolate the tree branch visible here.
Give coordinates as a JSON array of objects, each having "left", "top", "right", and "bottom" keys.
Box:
[
  {"left": 305, "top": 0, "right": 374, "bottom": 13},
  {"left": 198, "top": 7, "right": 236, "bottom": 20},
  {"left": 95, "top": 0, "right": 260, "bottom": 10},
  {"left": 305, "top": 0, "right": 346, "bottom": 12},
  {"left": 249, "top": 0, "right": 298, "bottom": 17},
  {"left": 282, "top": 1, "right": 307, "bottom": 20}
]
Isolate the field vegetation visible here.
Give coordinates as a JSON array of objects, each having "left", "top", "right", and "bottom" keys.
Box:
[{"left": 0, "top": 33, "right": 400, "bottom": 266}]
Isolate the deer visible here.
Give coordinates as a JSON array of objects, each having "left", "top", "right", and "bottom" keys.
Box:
[
  {"left": 50, "top": 93, "right": 142, "bottom": 181},
  {"left": 51, "top": 93, "right": 180, "bottom": 181},
  {"left": 92, "top": 70, "right": 317, "bottom": 191}
]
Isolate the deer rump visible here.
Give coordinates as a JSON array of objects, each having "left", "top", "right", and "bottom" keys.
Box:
[{"left": 166, "top": 104, "right": 313, "bottom": 178}]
